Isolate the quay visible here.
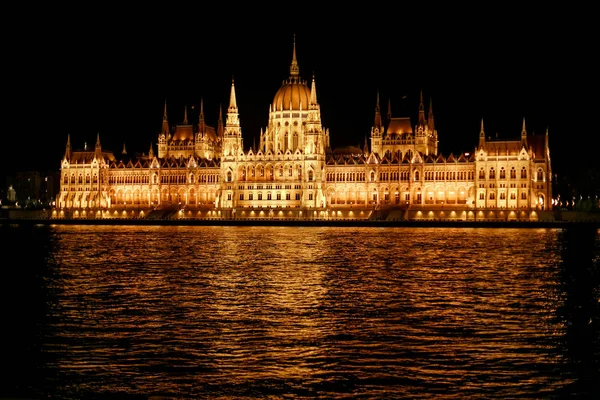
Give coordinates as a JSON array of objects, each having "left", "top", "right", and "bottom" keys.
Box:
[{"left": 2, "top": 207, "right": 599, "bottom": 229}]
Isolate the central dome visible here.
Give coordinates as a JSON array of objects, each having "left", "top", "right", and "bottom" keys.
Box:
[{"left": 272, "top": 79, "right": 311, "bottom": 111}]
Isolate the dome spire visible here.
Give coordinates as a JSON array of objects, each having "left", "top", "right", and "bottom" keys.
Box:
[{"left": 289, "top": 34, "right": 299, "bottom": 81}]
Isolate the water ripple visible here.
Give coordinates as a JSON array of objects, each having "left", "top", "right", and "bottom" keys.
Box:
[{"left": 1, "top": 225, "right": 598, "bottom": 399}]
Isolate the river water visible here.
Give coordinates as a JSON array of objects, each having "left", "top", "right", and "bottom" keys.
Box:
[{"left": 1, "top": 224, "right": 599, "bottom": 399}]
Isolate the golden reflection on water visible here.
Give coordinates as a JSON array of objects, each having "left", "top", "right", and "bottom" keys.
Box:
[{"left": 15, "top": 225, "right": 599, "bottom": 398}]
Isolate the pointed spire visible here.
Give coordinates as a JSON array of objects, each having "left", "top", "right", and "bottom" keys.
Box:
[
  {"left": 183, "top": 105, "right": 188, "bottom": 124},
  {"left": 198, "top": 98, "right": 206, "bottom": 132},
  {"left": 479, "top": 118, "right": 486, "bottom": 148},
  {"left": 64, "top": 134, "right": 72, "bottom": 160},
  {"left": 373, "top": 90, "right": 383, "bottom": 129},
  {"left": 161, "top": 99, "right": 169, "bottom": 135},
  {"left": 310, "top": 73, "right": 318, "bottom": 105},
  {"left": 122, "top": 142, "right": 127, "bottom": 155},
  {"left": 148, "top": 142, "right": 154, "bottom": 158},
  {"left": 418, "top": 89, "right": 426, "bottom": 126},
  {"left": 217, "top": 103, "right": 224, "bottom": 139},
  {"left": 228, "top": 77, "right": 238, "bottom": 111},
  {"left": 427, "top": 97, "right": 435, "bottom": 131},
  {"left": 521, "top": 117, "right": 528, "bottom": 147},
  {"left": 95, "top": 132, "right": 102, "bottom": 159},
  {"left": 289, "top": 33, "right": 299, "bottom": 80}
]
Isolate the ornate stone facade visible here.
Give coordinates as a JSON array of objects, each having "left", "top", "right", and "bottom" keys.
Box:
[{"left": 55, "top": 39, "right": 552, "bottom": 221}]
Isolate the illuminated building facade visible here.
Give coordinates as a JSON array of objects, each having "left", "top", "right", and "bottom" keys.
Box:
[{"left": 55, "top": 39, "right": 552, "bottom": 221}]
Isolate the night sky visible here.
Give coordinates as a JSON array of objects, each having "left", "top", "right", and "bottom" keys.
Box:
[{"left": 4, "top": 8, "right": 593, "bottom": 179}]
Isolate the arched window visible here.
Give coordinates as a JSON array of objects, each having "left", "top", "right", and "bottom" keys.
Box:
[
  {"left": 489, "top": 168, "right": 495, "bottom": 179},
  {"left": 308, "top": 170, "right": 314, "bottom": 181},
  {"left": 521, "top": 167, "right": 527, "bottom": 179},
  {"left": 227, "top": 171, "right": 232, "bottom": 182},
  {"left": 537, "top": 169, "right": 544, "bottom": 182},
  {"left": 500, "top": 168, "right": 505, "bottom": 179},
  {"left": 370, "top": 171, "right": 375, "bottom": 181},
  {"left": 414, "top": 170, "right": 420, "bottom": 181}
]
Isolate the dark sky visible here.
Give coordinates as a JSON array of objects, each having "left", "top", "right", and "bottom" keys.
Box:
[{"left": 3, "top": 7, "right": 593, "bottom": 179}]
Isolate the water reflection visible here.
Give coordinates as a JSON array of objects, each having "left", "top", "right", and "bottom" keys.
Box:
[
  {"left": 0, "top": 225, "right": 598, "bottom": 399},
  {"left": 555, "top": 226, "right": 600, "bottom": 397}
]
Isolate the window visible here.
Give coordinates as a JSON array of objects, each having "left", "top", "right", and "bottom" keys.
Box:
[
  {"left": 510, "top": 192, "right": 516, "bottom": 200},
  {"left": 521, "top": 167, "right": 527, "bottom": 179},
  {"left": 489, "top": 168, "right": 495, "bottom": 179},
  {"left": 276, "top": 193, "right": 281, "bottom": 200},
  {"left": 500, "top": 168, "right": 505, "bottom": 179},
  {"left": 521, "top": 192, "right": 527, "bottom": 200},
  {"left": 227, "top": 193, "right": 232, "bottom": 200},
  {"left": 308, "top": 193, "right": 313, "bottom": 200},
  {"left": 537, "top": 169, "right": 544, "bottom": 182},
  {"left": 295, "top": 193, "right": 300, "bottom": 200},
  {"left": 479, "top": 169, "right": 485, "bottom": 179},
  {"left": 267, "top": 193, "right": 272, "bottom": 200},
  {"left": 239, "top": 193, "right": 244, "bottom": 200},
  {"left": 249, "top": 193, "right": 253, "bottom": 200},
  {"left": 490, "top": 192, "right": 495, "bottom": 200},
  {"left": 510, "top": 168, "right": 516, "bottom": 179},
  {"left": 286, "top": 193, "right": 291, "bottom": 200},
  {"left": 227, "top": 171, "right": 232, "bottom": 182},
  {"left": 500, "top": 192, "right": 506, "bottom": 200},
  {"left": 479, "top": 193, "right": 484, "bottom": 200},
  {"left": 258, "top": 193, "right": 262, "bottom": 200}
]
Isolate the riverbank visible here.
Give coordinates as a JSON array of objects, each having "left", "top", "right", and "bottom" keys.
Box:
[
  {"left": 2, "top": 217, "right": 599, "bottom": 229},
  {"left": 2, "top": 207, "right": 599, "bottom": 229}
]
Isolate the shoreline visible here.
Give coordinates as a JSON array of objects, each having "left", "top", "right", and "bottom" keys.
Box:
[{"left": 2, "top": 217, "right": 599, "bottom": 229}]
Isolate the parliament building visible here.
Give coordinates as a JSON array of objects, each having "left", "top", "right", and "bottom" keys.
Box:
[{"left": 54, "top": 39, "right": 553, "bottom": 222}]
